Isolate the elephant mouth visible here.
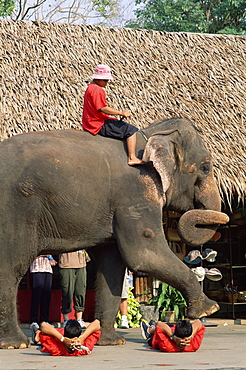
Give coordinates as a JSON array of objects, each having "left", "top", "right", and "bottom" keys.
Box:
[{"left": 177, "top": 210, "right": 230, "bottom": 247}]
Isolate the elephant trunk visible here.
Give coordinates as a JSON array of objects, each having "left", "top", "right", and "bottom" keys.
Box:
[
  {"left": 178, "top": 172, "right": 229, "bottom": 246},
  {"left": 194, "top": 171, "right": 221, "bottom": 212},
  {"left": 178, "top": 210, "right": 229, "bottom": 246}
]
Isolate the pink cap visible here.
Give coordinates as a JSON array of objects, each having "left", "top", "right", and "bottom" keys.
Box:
[{"left": 91, "top": 64, "right": 113, "bottom": 80}]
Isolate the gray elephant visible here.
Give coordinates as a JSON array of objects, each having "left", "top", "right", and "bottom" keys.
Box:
[{"left": 0, "top": 118, "right": 228, "bottom": 349}]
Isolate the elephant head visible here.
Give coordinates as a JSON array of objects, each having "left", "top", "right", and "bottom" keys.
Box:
[{"left": 142, "top": 118, "right": 229, "bottom": 245}]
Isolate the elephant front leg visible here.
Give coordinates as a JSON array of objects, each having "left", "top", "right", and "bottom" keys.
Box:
[
  {"left": 0, "top": 279, "right": 30, "bottom": 349},
  {"left": 90, "top": 243, "right": 127, "bottom": 345},
  {"left": 114, "top": 207, "right": 219, "bottom": 320}
]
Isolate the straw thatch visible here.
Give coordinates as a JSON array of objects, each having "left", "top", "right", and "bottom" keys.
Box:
[{"left": 0, "top": 20, "right": 245, "bottom": 203}]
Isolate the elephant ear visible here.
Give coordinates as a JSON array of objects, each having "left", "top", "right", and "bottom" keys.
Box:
[{"left": 142, "top": 131, "right": 180, "bottom": 194}]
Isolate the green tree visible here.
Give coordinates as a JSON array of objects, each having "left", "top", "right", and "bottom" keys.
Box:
[
  {"left": 0, "top": 0, "right": 15, "bottom": 17},
  {"left": 198, "top": 0, "right": 246, "bottom": 34},
  {"left": 126, "top": 0, "right": 246, "bottom": 35}
]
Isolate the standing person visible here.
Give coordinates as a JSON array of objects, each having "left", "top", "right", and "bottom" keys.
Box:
[
  {"left": 59, "top": 250, "right": 87, "bottom": 329},
  {"left": 82, "top": 64, "right": 146, "bottom": 166},
  {"left": 30, "top": 255, "right": 57, "bottom": 341},
  {"left": 119, "top": 269, "right": 130, "bottom": 329},
  {"left": 141, "top": 319, "right": 205, "bottom": 352}
]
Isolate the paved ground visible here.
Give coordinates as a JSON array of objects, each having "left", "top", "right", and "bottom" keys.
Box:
[{"left": 1, "top": 319, "right": 246, "bottom": 370}]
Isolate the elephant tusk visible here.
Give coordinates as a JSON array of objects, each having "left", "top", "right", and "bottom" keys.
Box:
[{"left": 177, "top": 210, "right": 229, "bottom": 247}]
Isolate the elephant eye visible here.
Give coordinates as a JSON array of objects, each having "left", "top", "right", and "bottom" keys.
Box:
[{"left": 199, "top": 162, "right": 210, "bottom": 175}]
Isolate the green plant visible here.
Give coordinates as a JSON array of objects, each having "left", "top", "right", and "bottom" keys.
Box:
[
  {"left": 148, "top": 282, "right": 187, "bottom": 321},
  {"left": 115, "top": 288, "right": 142, "bottom": 328},
  {"left": 0, "top": 0, "right": 15, "bottom": 17}
]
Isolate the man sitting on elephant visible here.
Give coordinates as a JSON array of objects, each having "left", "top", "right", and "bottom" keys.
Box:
[{"left": 82, "top": 64, "right": 145, "bottom": 166}]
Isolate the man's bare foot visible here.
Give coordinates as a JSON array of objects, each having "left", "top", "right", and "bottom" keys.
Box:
[
  {"left": 34, "top": 330, "right": 41, "bottom": 344},
  {"left": 128, "top": 157, "right": 147, "bottom": 166}
]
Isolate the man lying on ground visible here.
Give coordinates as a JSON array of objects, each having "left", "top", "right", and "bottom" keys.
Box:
[
  {"left": 141, "top": 319, "right": 205, "bottom": 352},
  {"left": 32, "top": 319, "right": 101, "bottom": 356}
]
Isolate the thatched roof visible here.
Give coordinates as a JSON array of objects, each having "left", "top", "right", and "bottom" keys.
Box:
[{"left": 0, "top": 20, "right": 245, "bottom": 203}]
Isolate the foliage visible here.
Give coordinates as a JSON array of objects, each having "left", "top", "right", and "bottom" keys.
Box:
[
  {"left": 0, "top": 0, "right": 15, "bottom": 17},
  {"left": 126, "top": 0, "right": 246, "bottom": 35},
  {"left": 127, "top": 0, "right": 207, "bottom": 32},
  {"left": 199, "top": 0, "right": 246, "bottom": 34},
  {"left": 148, "top": 282, "right": 187, "bottom": 321},
  {"left": 92, "top": 0, "right": 119, "bottom": 20},
  {"left": 2, "top": 0, "right": 120, "bottom": 25},
  {"left": 115, "top": 288, "right": 142, "bottom": 328}
]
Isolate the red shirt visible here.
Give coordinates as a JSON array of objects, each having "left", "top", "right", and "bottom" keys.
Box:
[
  {"left": 151, "top": 325, "right": 205, "bottom": 352},
  {"left": 82, "top": 83, "right": 114, "bottom": 135},
  {"left": 40, "top": 328, "right": 101, "bottom": 356}
]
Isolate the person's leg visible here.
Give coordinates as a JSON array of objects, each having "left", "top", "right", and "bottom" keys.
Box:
[
  {"left": 30, "top": 272, "right": 45, "bottom": 324},
  {"left": 140, "top": 320, "right": 156, "bottom": 341},
  {"left": 120, "top": 298, "right": 128, "bottom": 316},
  {"left": 39, "top": 272, "right": 52, "bottom": 323},
  {"left": 76, "top": 311, "right": 82, "bottom": 320},
  {"left": 126, "top": 132, "right": 146, "bottom": 166},
  {"left": 120, "top": 268, "right": 129, "bottom": 328},
  {"left": 33, "top": 329, "right": 41, "bottom": 344},
  {"left": 120, "top": 298, "right": 129, "bottom": 328},
  {"left": 99, "top": 119, "right": 146, "bottom": 166},
  {"left": 74, "top": 267, "right": 87, "bottom": 327},
  {"left": 60, "top": 268, "right": 75, "bottom": 322}
]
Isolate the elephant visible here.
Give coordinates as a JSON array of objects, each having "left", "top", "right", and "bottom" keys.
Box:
[{"left": 0, "top": 117, "right": 229, "bottom": 349}]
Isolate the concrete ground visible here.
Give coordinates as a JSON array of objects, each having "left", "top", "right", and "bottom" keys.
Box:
[{"left": 0, "top": 319, "right": 246, "bottom": 370}]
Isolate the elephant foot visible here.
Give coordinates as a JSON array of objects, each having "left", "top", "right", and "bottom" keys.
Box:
[
  {"left": 0, "top": 331, "right": 30, "bottom": 349},
  {"left": 186, "top": 293, "right": 220, "bottom": 319},
  {"left": 97, "top": 328, "right": 126, "bottom": 346}
]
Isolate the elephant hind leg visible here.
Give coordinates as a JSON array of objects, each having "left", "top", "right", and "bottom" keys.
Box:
[
  {"left": 0, "top": 290, "right": 30, "bottom": 349},
  {"left": 0, "top": 327, "right": 30, "bottom": 349},
  {"left": 0, "top": 269, "right": 31, "bottom": 349},
  {"left": 186, "top": 292, "right": 220, "bottom": 319}
]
